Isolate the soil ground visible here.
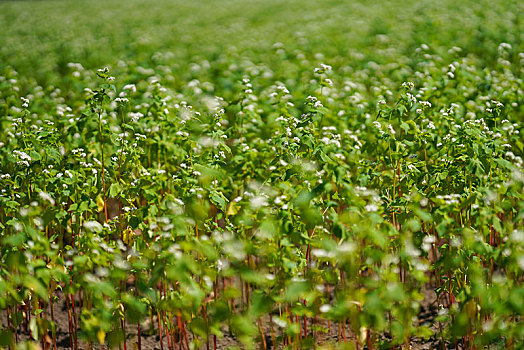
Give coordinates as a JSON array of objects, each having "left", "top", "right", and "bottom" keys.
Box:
[{"left": 2, "top": 286, "right": 452, "bottom": 349}]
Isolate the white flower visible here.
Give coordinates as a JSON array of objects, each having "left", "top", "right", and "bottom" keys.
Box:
[
  {"left": 402, "top": 82, "right": 414, "bottom": 91},
  {"left": 365, "top": 204, "right": 378, "bottom": 212},
  {"left": 306, "top": 95, "right": 317, "bottom": 102},
  {"left": 84, "top": 221, "right": 103, "bottom": 233},
  {"left": 321, "top": 63, "right": 332, "bottom": 71},
  {"left": 21, "top": 97, "right": 29, "bottom": 108},
  {"left": 114, "top": 97, "right": 128, "bottom": 104},
  {"left": 250, "top": 196, "right": 268, "bottom": 209},
  {"left": 422, "top": 235, "right": 435, "bottom": 252},
  {"left": 39, "top": 192, "right": 55, "bottom": 206},
  {"left": 406, "top": 92, "right": 417, "bottom": 104},
  {"left": 314, "top": 63, "right": 332, "bottom": 73},
  {"left": 312, "top": 249, "right": 334, "bottom": 258},
  {"left": 129, "top": 112, "right": 144, "bottom": 123},
  {"left": 498, "top": 43, "right": 512, "bottom": 51},
  {"left": 319, "top": 304, "right": 331, "bottom": 313},
  {"left": 173, "top": 198, "right": 184, "bottom": 206},
  {"left": 123, "top": 84, "right": 136, "bottom": 93},
  {"left": 388, "top": 124, "right": 396, "bottom": 135},
  {"left": 13, "top": 150, "right": 31, "bottom": 161},
  {"left": 217, "top": 258, "right": 230, "bottom": 272},
  {"left": 265, "top": 274, "right": 275, "bottom": 281}
]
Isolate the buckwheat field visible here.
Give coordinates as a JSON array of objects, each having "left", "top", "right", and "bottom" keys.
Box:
[{"left": 0, "top": 0, "right": 522, "bottom": 349}]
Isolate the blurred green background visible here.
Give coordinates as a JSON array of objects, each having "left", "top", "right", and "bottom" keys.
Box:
[{"left": 1, "top": 0, "right": 521, "bottom": 86}]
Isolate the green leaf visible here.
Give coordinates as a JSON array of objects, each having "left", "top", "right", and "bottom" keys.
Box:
[
  {"left": 29, "top": 318, "right": 39, "bottom": 341},
  {"left": 30, "top": 150, "right": 41, "bottom": 161},
  {"left": 109, "top": 182, "right": 122, "bottom": 197},
  {"left": 0, "top": 330, "right": 13, "bottom": 346},
  {"left": 2, "top": 232, "right": 26, "bottom": 247},
  {"left": 5, "top": 201, "right": 19, "bottom": 209},
  {"left": 128, "top": 216, "right": 141, "bottom": 229},
  {"left": 493, "top": 216, "right": 502, "bottom": 232},
  {"left": 209, "top": 190, "right": 228, "bottom": 212},
  {"left": 494, "top": 158, "right": 514, "bottom": 171}
]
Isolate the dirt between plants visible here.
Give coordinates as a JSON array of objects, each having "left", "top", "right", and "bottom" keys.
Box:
[{"left": 2, "top": 286, "right": 453, "bottom": 349}]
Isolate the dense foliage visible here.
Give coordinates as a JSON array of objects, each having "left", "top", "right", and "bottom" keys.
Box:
[{"left": 0, "top": 0, "right": 523, "bottom": 349}]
